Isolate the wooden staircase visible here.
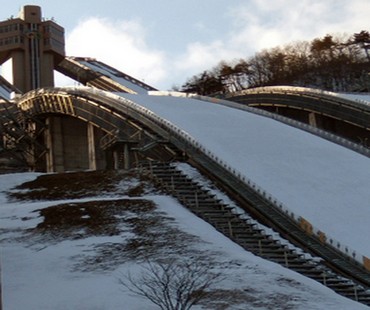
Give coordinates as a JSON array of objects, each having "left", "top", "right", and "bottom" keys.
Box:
[{"left": 140, "top": 161, "right": 370, "bottom": 307}]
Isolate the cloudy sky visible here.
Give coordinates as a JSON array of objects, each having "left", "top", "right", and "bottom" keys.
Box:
[{"left": 2, "top": 0, "right": 370, "bottom": 90}]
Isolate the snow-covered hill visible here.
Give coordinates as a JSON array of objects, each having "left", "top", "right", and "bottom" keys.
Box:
[{"left": 0, "top": 171, "right": 367, "bottom": 309}]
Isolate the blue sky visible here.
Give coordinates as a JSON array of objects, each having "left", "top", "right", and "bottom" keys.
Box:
[{"left": 2, "top": 0, "right": 370, "bottom": 89}]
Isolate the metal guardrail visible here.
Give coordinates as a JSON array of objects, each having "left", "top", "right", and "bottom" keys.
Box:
[
  {"left": 225, "top": 86, "right": 370, "bottom": 149},
  {"left": 228, "top": 86, "right": 370, "bottom": 110}
]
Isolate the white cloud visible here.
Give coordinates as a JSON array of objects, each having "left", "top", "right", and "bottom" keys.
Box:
[
  {"left": 227, "top": 1, "right": 332, "bottom": 51},
  {"left": 342, "top": 0, "right": 370, "bottom": 32},
  {"left": 169, "top": 40, "right": 244, "bottom": 87},
  {"left": 63, "top": 16, "right": 244, "bottom": 89},
  {"left": 171, "top": 0, "right": 369, "bottom": 86},
  {"left": 227, "top": 0, "right": 369, "bottom": 51},
  {"left": 175, "top": 41, "right": 242, "bottom": 72},
  {"left": 65, "top": 17, "right": 167, "bottom": 88},
  {"left": 57, "top": 1, "right": 369, "bottom": 90}
]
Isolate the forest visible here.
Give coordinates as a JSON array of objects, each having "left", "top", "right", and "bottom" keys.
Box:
[{"left": 178, "top": 30, "right": 370, "bottom": 95}]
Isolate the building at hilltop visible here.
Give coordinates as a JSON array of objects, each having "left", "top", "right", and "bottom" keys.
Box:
[{"left": 0, "top": 5, "right": 65, "bottom": 93}]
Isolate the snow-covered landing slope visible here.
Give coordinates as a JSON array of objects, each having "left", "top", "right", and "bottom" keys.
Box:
[
  {"left": 1, "top": 173, "right": 368, "bottom": 310},
  {"left": 118, "top": 92, "right": 370, "bottom": 259}
]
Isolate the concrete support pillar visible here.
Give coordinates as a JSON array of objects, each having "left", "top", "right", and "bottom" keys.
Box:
[
  {"left": 45, "top": 118, "right": 53, "bottom": 172},
  {"left": 123, "top": 143, "right": 130, "bottom": 170},
  {"left": 52, "top": 117, "right": 65, "bottom": 172},
  {"left": 87, "top": 122, "right": 96, "bottom": 170},
  {"left": 45, "top": 117, "right": 65, "bottom": 172},
  {"left": 40, "top": 53, "right": 55, "bottom": 88},
  {"left": 12, "top": 51, "right": 28, "bottom": 93},
  {"left": 309, "top": 112, "right": 317, "bottom": 128},
  {"left": 113, "top": 150, "right": 120, "bottom": 170}
]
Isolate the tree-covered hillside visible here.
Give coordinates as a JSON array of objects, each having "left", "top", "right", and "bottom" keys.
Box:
[{"left": 179, "top": 31, "right": 370, "bottom": 95}]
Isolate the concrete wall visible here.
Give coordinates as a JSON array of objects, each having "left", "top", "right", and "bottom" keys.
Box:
[{"left": 45, "top": 115, "right": 106, "bottom": 172}]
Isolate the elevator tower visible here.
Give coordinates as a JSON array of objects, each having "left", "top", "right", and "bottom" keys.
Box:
[{"left": 0, "top": 5, "right": 65, "bottom": 93}]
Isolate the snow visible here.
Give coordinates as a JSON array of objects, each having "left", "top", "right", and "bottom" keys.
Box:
[
  {"left": 1, "top": 89, "right": 370, "bottom": 308},
  {"left": 336, "top": 93, "right": 370, "bottom": 105},
  {"left": 0, "top": 173, "right": 368, "bottom": 309},
  {"left": 117, "top": 92, "right": 370, "bottom": 261},
  {"left": 77, "top": 59, "right": 152, "bottom": 94}
]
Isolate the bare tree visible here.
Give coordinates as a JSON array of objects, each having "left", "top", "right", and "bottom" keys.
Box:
[{"left": 119, "top": 258, "right": 222, "bottom": 310}]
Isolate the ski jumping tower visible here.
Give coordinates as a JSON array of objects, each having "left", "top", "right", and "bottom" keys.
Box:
[{"left": 0, "top": 5, "right": 65, "bottom": 93}]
